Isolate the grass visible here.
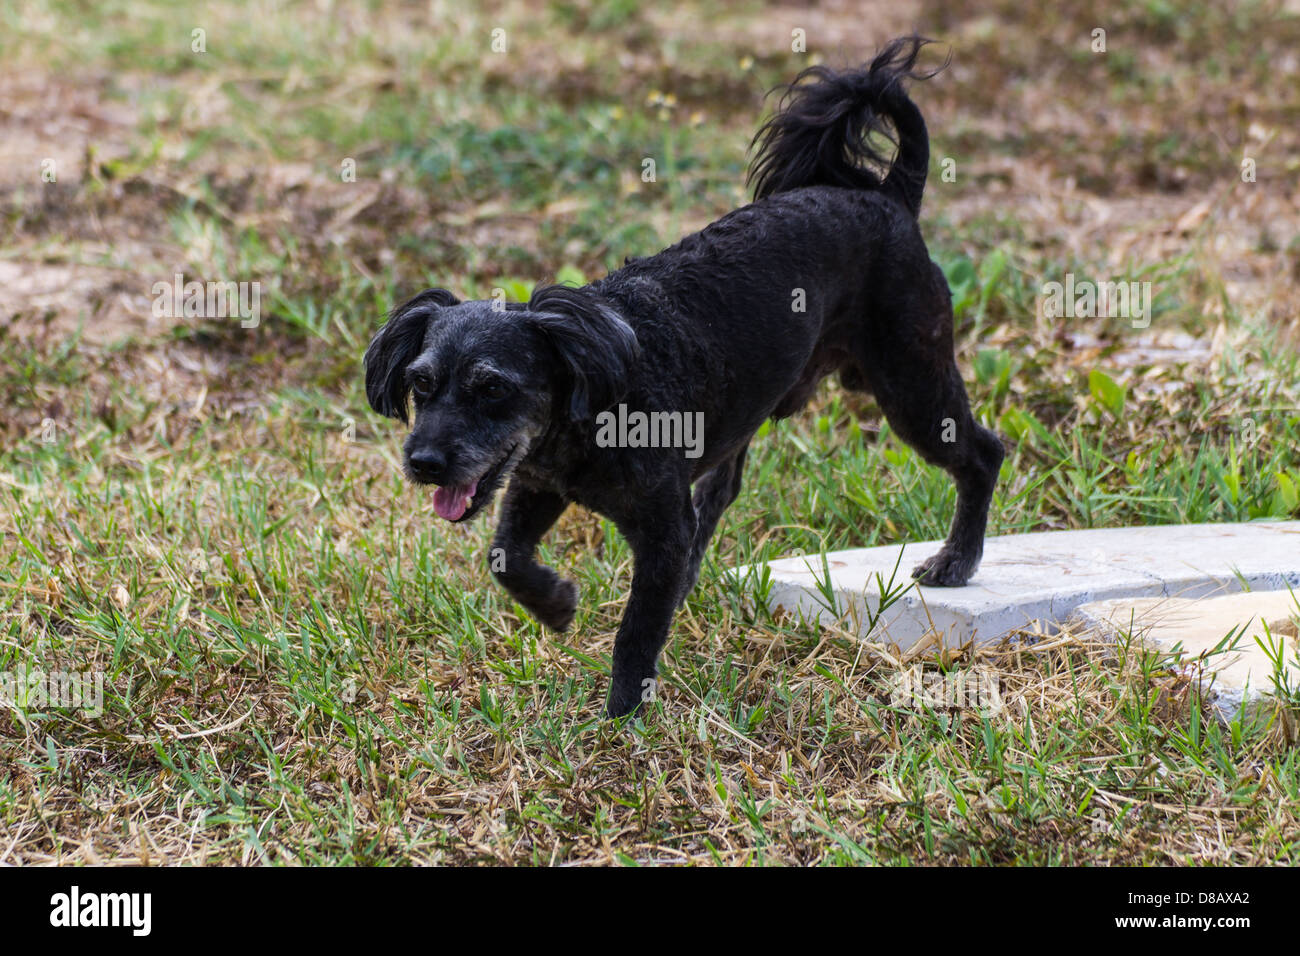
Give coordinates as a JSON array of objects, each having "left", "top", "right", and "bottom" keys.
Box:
[{"left": 1, "top": 0, "right": 1298, "bottom": 864}]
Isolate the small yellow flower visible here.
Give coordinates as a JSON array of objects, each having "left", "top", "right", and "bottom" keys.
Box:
[{"left": 739, "top": 55, "right": 754, "bottom": 71}]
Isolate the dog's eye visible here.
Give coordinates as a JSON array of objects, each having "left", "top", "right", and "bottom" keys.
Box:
[
  {"left": 408, "top": 373, "right": 433, "bottom": 398},
  {"left": 481, "top": 379, "right": 513, "bottom": 400}
]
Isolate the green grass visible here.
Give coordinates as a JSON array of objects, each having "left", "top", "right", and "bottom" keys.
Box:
[{"left": 1, "top": 0, "right": 1299, "bottom": 864}]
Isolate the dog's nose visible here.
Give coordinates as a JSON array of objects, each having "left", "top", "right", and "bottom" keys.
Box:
[{"left": 408, "top": 448, "right": 448, "bottom": 483}]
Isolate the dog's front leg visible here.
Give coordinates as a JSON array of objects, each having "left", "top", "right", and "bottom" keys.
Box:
[
  {"left": 491, "top": 480, "right": 577, "bottom": 631},
  {"left": 605, "top": 495, "right": 696, "bottom": 719}
]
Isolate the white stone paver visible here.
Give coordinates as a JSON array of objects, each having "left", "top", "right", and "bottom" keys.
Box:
[
  {"left": 1072, "top": 590, "right": 1300, "bottom": 719},
  {"left": 738, "top": 521, "right": 1300, "bottom": 649}
]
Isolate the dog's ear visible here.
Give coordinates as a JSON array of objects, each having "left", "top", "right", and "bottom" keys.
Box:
[
  {"left": 528, "top": 284, "right": 640, "bottom": 422},
  {"left": 364, "top": 288, "right": 459, "bottom": 423}
]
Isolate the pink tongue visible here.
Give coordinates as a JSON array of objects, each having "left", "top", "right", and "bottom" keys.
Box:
[{"left": 433, "top": 480, "right": 478, "bottom": 521}]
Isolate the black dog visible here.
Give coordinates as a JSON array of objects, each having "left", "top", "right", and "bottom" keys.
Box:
[{"left": 365, "top": 36, "right": 1003, "bottom": 719}]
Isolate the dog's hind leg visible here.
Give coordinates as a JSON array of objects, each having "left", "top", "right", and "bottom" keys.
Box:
[
  {"left": 856, "top": 293, "right": 1003, "bottom": 586},
  {"left": 491, "top": 481, "right": 578, "bottom": 631},
  {"left": 876, "top": 361, "right": 1002, "bottom": 585},
  {"left": 683, "top": 444, "right": 750, "bottom": 601}
]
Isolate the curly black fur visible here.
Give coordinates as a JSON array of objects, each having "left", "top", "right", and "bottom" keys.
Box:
[
  {"left": 364, "top": 35, "right": 1004, "bottom": 719},
  {"left": 748, "top": 35, "right": 945, "bottom": 216}
]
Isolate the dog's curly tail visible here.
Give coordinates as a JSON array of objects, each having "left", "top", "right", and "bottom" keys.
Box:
[{"left": 747, "top": 35, "right": 944, "bottom": 218}]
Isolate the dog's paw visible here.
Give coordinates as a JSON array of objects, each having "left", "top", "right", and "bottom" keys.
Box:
[
  {"left": 533, "top": 578, "right": 579, "bottom": 632},
  {"left": 604, "top": 671, "right": 661, "bottom": 720},
  {"left": 912, "top": 549, "right": 977, "bottom": 587},
  {"left": 603, "top": 688, "right": 646, "bottom": 721}
]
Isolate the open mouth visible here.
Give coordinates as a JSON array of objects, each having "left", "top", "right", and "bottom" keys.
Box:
[{"left": 430, "top": 441, "right": 524, "bottom": 523}]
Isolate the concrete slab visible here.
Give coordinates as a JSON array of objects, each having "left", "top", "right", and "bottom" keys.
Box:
[
  {"left": 737, "top": 521, "right": 1300, "bottom": 649},
  {"left": 1072, "top": 590, "right": 1300, "bottom": 718}
]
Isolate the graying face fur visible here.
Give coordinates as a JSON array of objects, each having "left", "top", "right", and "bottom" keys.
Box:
[{"left": 398, "top": 302, "right": 555, "bottom": 522}]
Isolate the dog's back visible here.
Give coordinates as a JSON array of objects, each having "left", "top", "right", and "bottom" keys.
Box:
[{"left": 590, "top": 36, "right": 946, "bottom": 463}]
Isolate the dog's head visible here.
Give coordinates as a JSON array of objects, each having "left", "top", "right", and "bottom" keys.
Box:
[{"left": 364, "top": 284, "right": 639, "bottom": 522}]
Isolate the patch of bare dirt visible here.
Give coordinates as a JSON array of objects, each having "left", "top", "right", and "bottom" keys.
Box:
[
  {"left": 0, "top": 69, "right": 178, "bottom": 345},
  {"left": 0, "top": 70, "right": 135, "bottom": 188},
  {"left": 919, "top": 0, "right": 1300, "bottom": 335}
]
